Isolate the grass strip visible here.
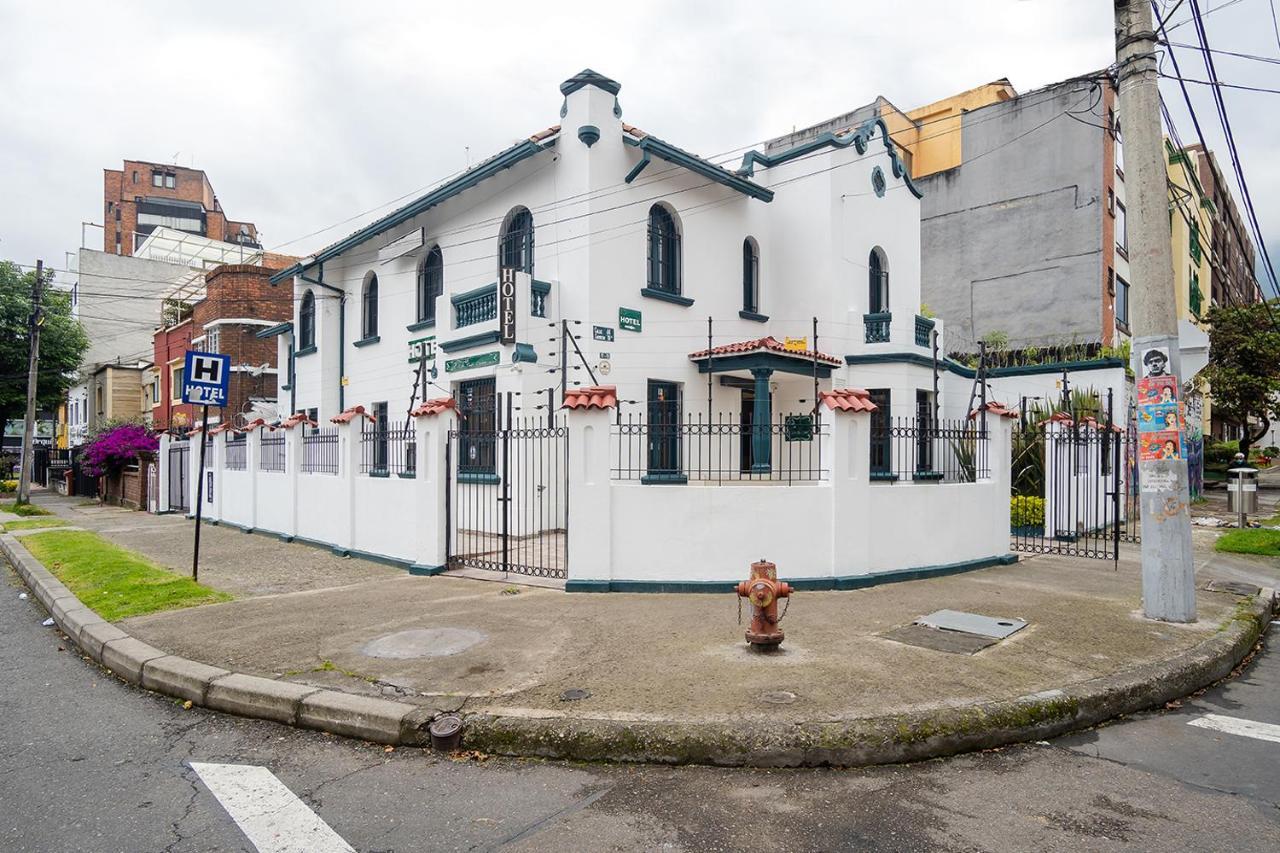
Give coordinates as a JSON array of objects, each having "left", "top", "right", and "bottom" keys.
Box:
[
  {"left": 2, "top": 518, "right": 71, "bottom": 532},
  {"left": 1215, "top": 528, "right": 1280, "bottom": 557},
  {"left": 0, "top": 502, "right": 54, "bottom": 517},
  {"left": 21, "top": 529, "right": 231, "bottom": 620}
]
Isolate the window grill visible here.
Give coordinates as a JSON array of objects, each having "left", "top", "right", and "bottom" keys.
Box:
[
  {"left": 259, "top": 432, "right": 286, "bottom": 472},
  {"left": 362, "top": 425, "right": 416, "bottom": 477},
  {"left": 302, "top": 427, "right": 339, "bottom": 475},
  {"left": 867, "top": 417, "right": 990, "bottom": 484},
  {"left": 647, "top": 206, "right": 681, "bottom": 294},
  {"left": 224, "top": 434, "right": 247, "bottom": 470}
]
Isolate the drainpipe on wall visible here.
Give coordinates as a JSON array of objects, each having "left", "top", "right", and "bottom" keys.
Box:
[{"left": 298, "top": 264, "right": 346, "bottom": 413}]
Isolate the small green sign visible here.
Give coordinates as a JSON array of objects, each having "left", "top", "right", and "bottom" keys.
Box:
[
  {"left": 445, "top": 350, "right": 500, "bottom": 373},
  {"left": 619, "top": 307, "right": 642, "bottom": 333},
  {"left": 784, "top": 414, "right": 814, "bottom": 442}
]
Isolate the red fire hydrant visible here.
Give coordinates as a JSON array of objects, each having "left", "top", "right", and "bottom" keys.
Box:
[{"left": 736, "top": 559, "right": 792, "bottom": 648}]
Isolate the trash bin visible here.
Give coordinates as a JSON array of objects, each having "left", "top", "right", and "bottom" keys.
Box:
[{"left": 1226, "top": 467, "right": 1258, "bottom": 514}]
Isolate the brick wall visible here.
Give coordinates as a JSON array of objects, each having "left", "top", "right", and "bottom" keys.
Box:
[
  {"left": 153, "top": 318, "right": 197, "bottom": 432},
  {"left": 101, "top": 159, "right": 257, "bottom": 255}
]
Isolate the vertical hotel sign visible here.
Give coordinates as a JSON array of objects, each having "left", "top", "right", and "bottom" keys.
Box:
[{"left": 499, "top": 267, "right": 517, "bottom": 345}]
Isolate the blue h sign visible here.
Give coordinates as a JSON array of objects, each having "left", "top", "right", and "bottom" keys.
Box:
[{"left": 182, "top": 350, "right": 231, "bottom": 407}]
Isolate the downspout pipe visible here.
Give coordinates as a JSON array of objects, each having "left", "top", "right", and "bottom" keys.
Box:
[{"left": 298, "top": 266, "right": 345, "bottom": 412}]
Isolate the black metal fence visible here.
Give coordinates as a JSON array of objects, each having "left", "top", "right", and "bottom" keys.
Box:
[
  {"left": 868, "top": 417, "right": 990, "bottom": 483},
  {"left": 225, "top": 434, "right": 247, "bottom": 470},
  {"left": 611, "top": 412, "right": 828, "bottom": 483},
  {"left": 448, "top": 408, "right": 568, "bottom": 580},
  {"left": 70, "top": 447, "right": 98, "bottom": 499},
  {"left": 259, "top": 432, "right": 286, "bottom": 473},
  {"left": 361, "top": 425, "right": 416, "bottom": 477},
  {"left": 302, "top": 427, "right": 339, "bottom": 475}
]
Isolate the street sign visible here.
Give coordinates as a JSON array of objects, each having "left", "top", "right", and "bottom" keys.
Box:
[
  {"left": 446, "top": 351, "right": 501, "bottom": 373},
  {"left": 499, "top": 268, "right": 517, "bottom": 345},
  {"left": 593, "top": 325, "right": 615, "bottom": 342},
  {"left": 619, "top": 307, "right": 641, "bottom": 333},
  {"left": 182, "top": 351, "right": 231, "bottom": 407}
]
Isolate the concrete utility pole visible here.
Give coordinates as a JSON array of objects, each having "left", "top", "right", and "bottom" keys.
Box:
[
  {"left": 17, "top": 260, "right": 44, "bottom": 506},
  {"left": 1115, "top": 0, "right": 1196, "bottom": 622}
]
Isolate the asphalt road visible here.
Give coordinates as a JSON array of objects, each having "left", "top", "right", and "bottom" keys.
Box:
[{"left": 3, "top": 562, "right": 1278, "bottom": 853}]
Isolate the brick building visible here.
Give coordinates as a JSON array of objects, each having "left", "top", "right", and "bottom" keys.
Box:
[
  {"left": 1185, "top": 144, "right": 1262, "bottom": 309},
  {"left": 103, "top": 159, "right": 260, "bottom": 256},
  {"left": 151, "top": 262, "right": 292, "bottom": 432}
]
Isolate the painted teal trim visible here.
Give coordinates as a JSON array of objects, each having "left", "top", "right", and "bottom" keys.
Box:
[
  {"left": 353, "top": 335, "right": 381, "bottom": 348},
  {"left": 512, "top": 343, "right": 537, "bottom": 364},
  {"left": 640, "top": 473, "right": 689, "bottom": 485},
  {"left": 269, "top": 138, "right": 552, "bottom": 284},
  {"left": 295, "top": 345, "right": 317, "bottom": 358},
  {"left": 397, "top": 471, "right": 416, "bottom": 479},
  {"left": 345, "top": 548, "right": 414, "bottom": 571},
  {"left": 255, "top": 321, "right": 293, "bottom": 339},
  {"left": 641, "top": 287, "right": 694, "bottom": 307},
  {"left": 842, "top": 352, "right": 1124, "bottom": 380},
  {"left": 736, "top": 117, "right": 924, "bottom": 199},
  {"left": 624, "top": 150, "right": 652, "bottom": 184},
  {"left": 450, "top": 282, "right": 496, "bottom": 306},
  {"left": 694, "top": 352, "right": 834, "bottom": 378},
  {"left": 531, "top": 279, "right": 552, "bottom": 295},
  {"left": 738, "top": 310, "right": 769, "bottom": 322},
  {"left": 560, "top": 68, "right": 621, "bottom": 96},
  {"left": 564, "top": 554, "right": 1017, "bottom": 593},
  {"left": 635, "top": 135, "right": 774, "bottom": 202},
  {"left": 440, "top": 330, "right": 501, "bottom": 353},
  {"left": 409, "top": 563, "right": 447, "bottom": 576},
  {"left": 459, "top": 472, "right": 500, "bottom": 484},
  {"left": 368, "top": 469, "right": 390, "bottom": 478},
  {"left": 578, "top": 125, "right": 600, "bottom": 147},
  {"left": 406, "top": 319, "right": 436, "bottom": 332}
]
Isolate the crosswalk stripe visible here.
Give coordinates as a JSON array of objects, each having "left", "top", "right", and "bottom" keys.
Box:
[
  {"left": 1187, "top": 713, "right": 1280, "bottom": 745},
  {"left": 190, "top": 762, "right": 354, "bottom": 853}
]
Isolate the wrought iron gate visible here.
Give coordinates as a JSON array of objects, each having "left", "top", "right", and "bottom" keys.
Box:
[
  {"left": 446, "top": 397, "right": 568, "bottom": 580},
  {"left": 1011, "top": 394, "right": 1138, "bottom": 562},
  {"left": 168, "top": 440, "right": 190, "bottom": 513}
]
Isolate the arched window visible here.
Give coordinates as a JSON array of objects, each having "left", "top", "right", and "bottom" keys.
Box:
[
  {"left": 647, "top": 204, "right": 681, "bottom": 294},
  {"left": 299, "top": 290, "right": 315, "bottom": 350},
  {"left": 361, "top": 271, "right": 379, "bottom": 339},
  {"left": 499, "top": 207, "right": 534, "bottom": 275},
  {"left": 868, "top": 247, "right": 889, "bottom": 314},
  {"left": 742, "top": 237, "right": 759, "bottom": 313},
  {"left": 417, "top": 246, "right": 443, "bottom": 324}
]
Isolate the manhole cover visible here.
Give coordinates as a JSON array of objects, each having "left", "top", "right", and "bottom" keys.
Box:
[
  {"left": 881, "top": 624, "right": 998, "bottom": 655},
  {"left": 1205, "top": 580, "right": 1262, "bottom": 597},
  {"left": 560, "top": 688, "right": 591, "bottom": 702},
  {"left": 917, "top": 609, "right": 1027, "bottom": 639},
  {"left": 361, "top": 628, "right": 485, "bottom": 659},
  {"left": 760, "top": 690, "right": 797, "bottom": 705}
]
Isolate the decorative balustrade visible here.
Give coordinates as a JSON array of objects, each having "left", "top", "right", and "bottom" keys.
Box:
[
  {"left": 453, "top": 285, "right": 497, "bottom": 328},
  {"left": 864, "top": 311, "right": 892, "bottom": 344},
  {"left": 914, "top": 314, "right": 935, "bottom": 348},
  {"left": 531, "top": 280, "right": 550, "bottom": 318}
]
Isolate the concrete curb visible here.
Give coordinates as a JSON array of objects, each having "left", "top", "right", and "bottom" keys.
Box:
[{"left": 3, "top": 531, "right": 1275, "bottom": 764}]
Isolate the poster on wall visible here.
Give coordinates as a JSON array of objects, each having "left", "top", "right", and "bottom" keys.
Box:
[
  {"left": 1139, "top": 430, "right": 1182, "bottom": 462},
  {"left": 1140, "top": 345, "right": 1171, "bottom": 378},
  {"left": 1136, "top": 375, "right": 1178, "bottom": 407},
  {"left": 1137, "top": 403, "right": 1180, "bottom": 433}
]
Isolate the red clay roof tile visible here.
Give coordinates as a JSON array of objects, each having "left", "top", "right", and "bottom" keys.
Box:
[
  {"left": 330, "top": 405, "right": 375, "bottom": 425},
  {"left": 969, "top": 401, "right": 1020, "bottom": 420},
  {"left": 562, "top": 386, "right": 618, "bottom": 411},
  {"left": 411, "top": 397, "right": 457, "bottom": 418},
  {"left": 688, "top": 336, "right": 843, "bottom": 366},
  {"left": 279, "top": 412, "right": 317, "bottom": 430},
  {"left": 820, "top": 388, "right": 878, "bottom": 413}
]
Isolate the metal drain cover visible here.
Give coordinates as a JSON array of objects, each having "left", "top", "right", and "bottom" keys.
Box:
[
  {"left": 1205, "top": 580, "right": 1262, "bottom": 597},
  {"left": 560, "top": 688, "right": 591, "bottom": 702},
  {"left": 760, "top": 690, "right": 797, "bottom": 705},
  {"left": 916, "top": 610, "right": 1027, "bottom": 639}
]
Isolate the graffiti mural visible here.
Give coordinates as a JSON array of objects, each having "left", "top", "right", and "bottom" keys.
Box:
[{"left": 1182, "top": 384, "right": 1204, "bottom": 499}]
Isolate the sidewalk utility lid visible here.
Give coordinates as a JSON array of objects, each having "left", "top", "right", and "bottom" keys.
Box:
[{"left": 916, "top": 610, "right": 1027, "bottom": 640}]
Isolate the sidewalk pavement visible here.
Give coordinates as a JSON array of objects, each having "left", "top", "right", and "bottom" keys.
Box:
[{"left": 9, "top": 491, "right": 1277, "bottom": 766}]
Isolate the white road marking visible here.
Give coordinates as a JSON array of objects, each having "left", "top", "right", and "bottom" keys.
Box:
[
  {"left": 189, "top": 762, "right": 354, "bottom": 853},
  {"left": 1187, "top": 713, "right": 1280, "bottom": 745}
]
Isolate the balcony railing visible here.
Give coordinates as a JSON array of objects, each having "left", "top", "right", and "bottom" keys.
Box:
[
  {"left": 864, "top": 311, "right": 892, "bottom": 343},
  {"left": 531, "top": 280, "right": 550, "bottom": 318},
  {"left": 914, "top": 315, "right": 935, "bottom": 348},
  {"left": 453, "top": 285, "right": 496, "bottom": 328}
]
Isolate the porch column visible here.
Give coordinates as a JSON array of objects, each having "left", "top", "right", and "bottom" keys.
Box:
[
  {"left": 751, "top": 367, "right": 773, "bottom": 474},
  {"left": 563, "top": 387, "right": 616, "bottom": 591},
  {"left": 411, "top": 399, "right": 454, "bottom": 576}
]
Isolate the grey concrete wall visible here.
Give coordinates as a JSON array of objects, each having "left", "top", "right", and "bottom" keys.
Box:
[
  {"left": 919, "top": 80, "right": 1106, "bottom": 352},
  {"left": 77, "top": 249, "right": 186, "bottom": 368}
]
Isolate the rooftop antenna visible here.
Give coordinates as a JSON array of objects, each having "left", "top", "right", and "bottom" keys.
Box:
[{"left": 465, "top": 146, "right": 471, "bottom": 167}]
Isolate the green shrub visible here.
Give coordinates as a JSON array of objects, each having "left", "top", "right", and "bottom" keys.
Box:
[
  {"left": 1263, "top": 446, "right": 1278, "bottom": 457},
  {"left": 0, "top": 480, "right": 16, "bottom": 493},
  {"left": 1011, "top": 495, "right": 1045, "bottom": 528},
  {"left": 1204, "top": 441, "right": 1239, "bottom": 466}
]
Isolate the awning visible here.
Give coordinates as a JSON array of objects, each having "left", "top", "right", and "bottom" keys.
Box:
[{"left": 689, "top": 336, "right": 841, "bottom": 377}]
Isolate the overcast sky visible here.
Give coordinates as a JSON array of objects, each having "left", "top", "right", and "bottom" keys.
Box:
[{"left": 1, "top": 0, "right": 1276, "bottom": 293}]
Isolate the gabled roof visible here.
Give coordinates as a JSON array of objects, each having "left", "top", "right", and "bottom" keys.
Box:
[
  {"left": 563, "top": 386, "right": 618, "bottom": 411},
  {"left": 820, "top": 388, "right": 878, "bottom": 413},
  {"left": 411, "top": 398, "right": 457, "bottom": 418},
  {"left": 623, "top": 124, "right": 774, "bottom": 202},
  {"left": 270, "top": 129, "right": 560, "bottom": 284},
  {"left": 689, "top": 336, "right": 842, "bottom": 366}
]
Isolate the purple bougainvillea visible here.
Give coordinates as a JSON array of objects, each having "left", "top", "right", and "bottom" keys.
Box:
[{"left": 81, "top": 423, "right": 159, "bottom": 477}]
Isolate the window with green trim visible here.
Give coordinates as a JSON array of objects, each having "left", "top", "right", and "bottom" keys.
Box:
[
  {"left": 1190, "top": 270, "right": 1203, "bottom": 317},
  {"left": 1190, "top": 219, "right": 1202, "bottom": 265},
  {"left": 458, "top": 378, "right": 496, "bottom": 475}
]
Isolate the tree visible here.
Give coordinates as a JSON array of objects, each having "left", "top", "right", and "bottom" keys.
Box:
[
  {"left": 1202, "top": 299, "right": 1280, "bottom": 455},
  {"left": 0, "top": 261, "right": 89, "bottom": 432}
]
